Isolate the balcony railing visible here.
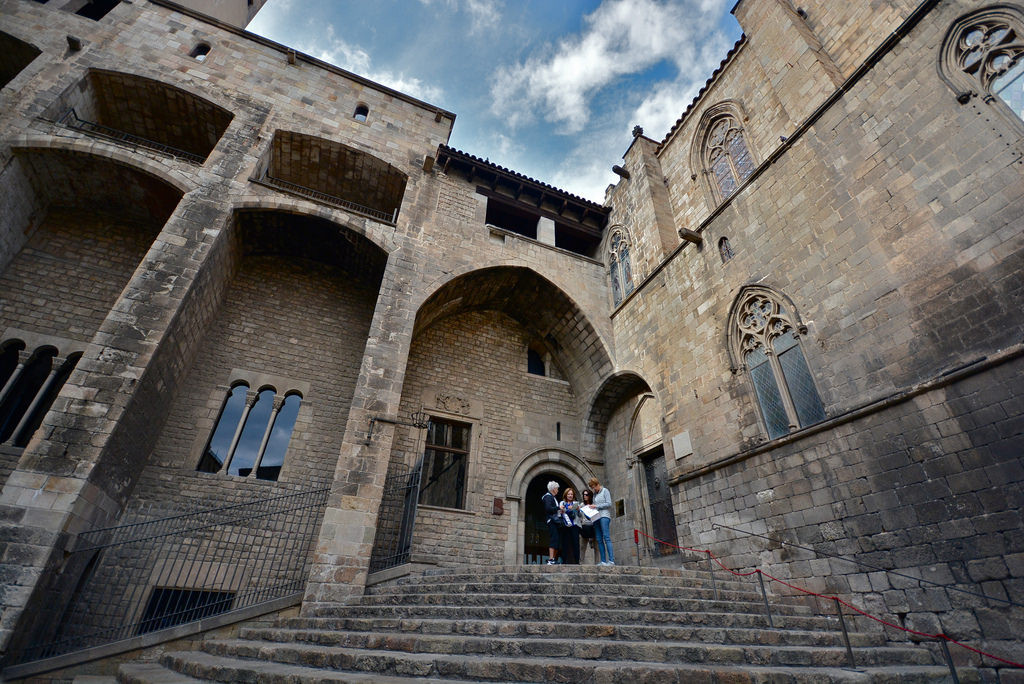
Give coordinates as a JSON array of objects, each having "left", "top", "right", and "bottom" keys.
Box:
[
  {"left": 256, "top": 171, "right": 399, "bottom": 225},
  {"left": 59, "top": 108, "right": 206, "bottom": 164}
]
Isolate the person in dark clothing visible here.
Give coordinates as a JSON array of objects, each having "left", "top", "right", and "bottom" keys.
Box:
[{"left": 542, "top": 481, "right": 561, "bottom": 565}]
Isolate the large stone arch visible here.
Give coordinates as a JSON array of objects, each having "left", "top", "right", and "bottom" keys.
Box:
[
  {"left": 413, "top": 265, "right": 614, "bottom": 403},
  {"left": 503, "top": 447, "right": 596, "bottom": 565},
  {"left": 581, "top": 370, "right": 658, "bottom": 464}
]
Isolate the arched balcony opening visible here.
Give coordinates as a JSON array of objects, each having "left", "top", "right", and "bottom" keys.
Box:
[
  {"left": 0, "top": 31, "right": 42, "bottom": 90},
  {"left": 257, "top": 130, "right": 408, "bottom": 224},
  {"left": 44, "top": 69, "right": 233, "bottom": 164}
]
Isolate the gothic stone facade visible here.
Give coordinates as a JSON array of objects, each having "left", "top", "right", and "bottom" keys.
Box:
[{"left": 0, "top": 0, "right": 1021, "bottom": 669}]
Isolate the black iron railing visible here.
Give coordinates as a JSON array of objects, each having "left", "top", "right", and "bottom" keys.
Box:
[
  {"left": 59, "top": 108, "right": 206, "bottom": 164},
  {"left": 257, "top": 171, "right": 399, "bottom": 225},
  {"left": 17, "top": 487, "right": 329, "bottom": 664},
  {"left": 369, "top": 462, "right": 421, "bottom": 573}
]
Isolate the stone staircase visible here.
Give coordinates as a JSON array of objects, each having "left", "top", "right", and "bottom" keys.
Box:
[{"left": 117, "top": 565, "right": 985, "bottom": 683}]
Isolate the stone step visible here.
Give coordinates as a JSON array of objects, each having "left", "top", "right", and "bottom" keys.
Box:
[
  {"left": 158, "top": 644, "right": 978, "bottom": 683},
  {"left": 358, "top": 590, "right": 821, "bottom": 616},
  {"left": 119, "top": 663, "right": 205, "bottom": 683},
  {"left": 288, "top": 603, "right": 860, "bottom": 632},
  {"left": 204, "top": 634, "right": 938, "bottom": 668},
  {"left": 380, "top": 566, "right": 758, "bottom": 592},
  {"left": 241, "top": 617, "right": 889, "bottom": 647},
  {"left": 148, "top": 652, "right": 498, "bottom": 683},
  {"left": 368, "top": 579, "right": 782, "bottom": 604}
]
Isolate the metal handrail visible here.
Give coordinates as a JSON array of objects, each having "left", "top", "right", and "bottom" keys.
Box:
[
  {"left": 59, "top": 108, "right": 206, "bottom": 164},
  {"left": 16, "top": 487, "right": 329, "bottom": 664},
  {"left": 258, "top": 171, "right": 398, "bottom": 225},
  {"left": 635, "top": 526, "right": 1023, "bottom": 678},
  {"left": 712, "top": 522, "right": 1023, "bottom": 608}
]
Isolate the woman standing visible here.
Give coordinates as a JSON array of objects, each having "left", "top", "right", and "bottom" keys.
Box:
[
  {"left": 588, "top": 477, "right": 615, "bottom": 566},
  {"left": 579, "top": 488, "right": 599, "bottom": 564},
  {"left": 559, "top": 487, "right": 581, "bottom": 565},
  {"left": 542, "top": 481, "right": 561, "bottom": 565}
]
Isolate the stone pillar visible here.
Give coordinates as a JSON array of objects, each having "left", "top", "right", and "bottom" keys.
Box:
[
  {"left": 537, "top": 217, "right": 556, "bottom": 246},
  {"left": 301, "top": 250, "right": 418, "bottom": 613}
]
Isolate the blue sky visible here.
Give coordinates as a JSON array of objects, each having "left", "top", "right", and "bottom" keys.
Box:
[{"left": 249, "top": 0, "right": 742, "bottom": 202}]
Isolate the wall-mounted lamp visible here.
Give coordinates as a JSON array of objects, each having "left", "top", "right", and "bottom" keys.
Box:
[{"left": 365, "top": 411, "right": 430, "bottom": 444}]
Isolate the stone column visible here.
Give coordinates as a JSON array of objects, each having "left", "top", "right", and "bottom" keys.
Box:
[{"left": 301, "top": 249, "right": 419, "bottom": 613}]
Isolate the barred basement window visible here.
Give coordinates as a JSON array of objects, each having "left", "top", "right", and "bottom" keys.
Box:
[
  {"left": 728, "top": 288, "right": 825, "bottom": 440},
  {"left": 608, "top": 227, "right": 635, "bottom": 306},
  {"left": 419, "top": 417, "right": 470, "bottom": 509},
  {"left": 940, "top": 6, "right": 1024, "bottom": 122},
  {"left": 136, "top": 587, "right": 234, "bottom": 635},
  {"left": 197, "top": 383, "right": 301, "bottom": 481}
]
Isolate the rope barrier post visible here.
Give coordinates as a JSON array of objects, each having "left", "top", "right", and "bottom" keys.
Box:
[
  {"left": 706, "top": 552, "right": 719, "bottom": 601},
  {"left": 634, "top": 529, "right": 641, "bottom": 568},
  {"left": 938, "top": 638, "right": 959, "bottom": 684},
  {"left": 756, "top": 571, "right": 774, "bottom": 628},
  {"left": 834, "top": 597, "right": 855, "bottom": 669}
]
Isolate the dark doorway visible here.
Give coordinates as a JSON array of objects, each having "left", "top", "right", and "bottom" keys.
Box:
[
  {"left": 523, "top": 473, "right": 573, "bottom": 564},
  {"left": 641, "top": 447, "right": 678, "bottom": 555}
]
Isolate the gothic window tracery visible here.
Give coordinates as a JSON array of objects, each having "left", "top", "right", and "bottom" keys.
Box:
[
  {"left": 608, "top": 228, "right": 635, "bottom": 306},
  {"left": 941, "top": 7, "right": 1024, "bottom": 122},
  {"left": 703, "top": 115, "right": 755, "bottom": 201},
  {"left": 730, "top": 290, "right": 825, "bottom": 439}
]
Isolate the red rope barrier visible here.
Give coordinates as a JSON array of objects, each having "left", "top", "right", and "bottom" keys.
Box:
[{"left": 632, "top": 529, "right": 1024, "bottom": 669}]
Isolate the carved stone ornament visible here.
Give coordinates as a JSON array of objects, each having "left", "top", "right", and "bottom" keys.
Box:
[
  {"left": 736, "top": 293, "right": 797, "bottom": 357},
  {"left": 435, "top": 392, "right": 471, "bottom": 415}
]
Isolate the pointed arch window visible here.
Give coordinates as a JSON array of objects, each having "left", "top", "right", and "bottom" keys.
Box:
[
  {"left": 197, "top": 382, "right": 302, "bottom": 482},
  {"left": 730, "top": 290, "right": 825, "bottom": 439},
  {"left": 941, "top": 7, "right": 1024, "bottom": 122},
  {"left": 704, "top": 116, "right": 755, "bottom": 201},
  {"left": 719, "top": 237, "right": 735, "bottom": 263},
  {"left": 609, "top": 228, "right": 635, "bottom": 306}
]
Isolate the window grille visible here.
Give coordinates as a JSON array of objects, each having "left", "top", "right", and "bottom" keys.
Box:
[{"left": 419, "top": 418, "right": 470, "bottom": 509}]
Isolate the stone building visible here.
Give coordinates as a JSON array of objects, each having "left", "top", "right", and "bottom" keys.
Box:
[{"left": 0, "top": 0, "right": 1021, "bottom": 674}]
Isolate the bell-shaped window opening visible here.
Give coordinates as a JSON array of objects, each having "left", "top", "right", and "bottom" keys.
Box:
[
  {"left": 197, "top": 383, "right": 248, "bottom": 474},
  {"left": 0, "top": 341, "right": 25, "bottom": 390},
  {"left": 190, "top": 43, "right": 211, "bottom": 61},
  {"left": 257, "top": 392, "right": 301, "bottom": 481},
  {"left": 228, "top": 387, "right": 275, "bottom": 477},
  {"left": 0, "top": 348, "right": 55, "bottom": 443},
  {"left": 12, "top": 352, "right": 82, "bottom": 447}
]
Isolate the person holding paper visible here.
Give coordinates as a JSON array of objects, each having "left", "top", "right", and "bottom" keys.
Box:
[
  {"left": 588, "top": 477, "right": 615, "bottom": 566},
  {"left": 579, "top": 488, "right": 599, "bottom": 564}
]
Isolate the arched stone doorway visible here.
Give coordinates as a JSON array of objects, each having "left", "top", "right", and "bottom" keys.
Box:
[
  {"left": 504, "top": 448, "right": 594, "bottom": 566},
  {"left": 522, "top": 473, "right": 573, "bottom": 565}
]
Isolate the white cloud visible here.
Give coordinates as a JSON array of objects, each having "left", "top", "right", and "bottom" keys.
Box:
[
  {"left": 289, "top": 25, "right": 445, "bottom": 103},
  {"left": 489, "top": 0, "right": 725, "bottom": 133},
  {"left": 417, "top": 0, "right": 500, "bottom": 34}
]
